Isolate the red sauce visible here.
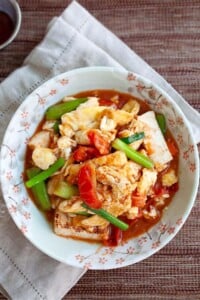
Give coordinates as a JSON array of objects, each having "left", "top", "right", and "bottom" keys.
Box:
[{"left": 0, "top": 11, "right": 14, "bottom": 45}]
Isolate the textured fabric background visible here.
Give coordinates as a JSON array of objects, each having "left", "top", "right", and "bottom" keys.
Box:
[{"left": 0, "top": 1, "right": 199, "bottom": 299}]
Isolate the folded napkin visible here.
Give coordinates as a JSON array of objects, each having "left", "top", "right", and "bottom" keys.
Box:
[{"left": 0, "top": 1, "right": 200, "bottom": 299}]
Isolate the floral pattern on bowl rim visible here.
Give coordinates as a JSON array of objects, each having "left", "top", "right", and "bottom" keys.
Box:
[{"left": 0, "top": 67, "right": 199, "bottom": 270}]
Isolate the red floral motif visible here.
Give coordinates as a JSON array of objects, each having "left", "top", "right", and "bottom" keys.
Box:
[
  {"left": 7, "top": 147, "right": 16, "bottom": 158},
  {"left": 159, "top": 223, "right": 168, "bottom": 234},
  {"left": 116, "top": 257, "right": 125, "bottom": 265},
  {"left": 127, "top": 73, "right": 136, "bottom": 81},
  {"left": 75, "top": 254, "right": 85, "bottom": 263},
  {"left": 138, "top": 236, "right": 147, "bottom": 246},
  {"left": 49, "top": 89, "right": 57, "bottom": 96},
  {"left": 23, "top": 211, "right": 31, "bottom": 220},
  {"left": 177, "top": 134, "right": 183, "bottom": 145},
  {"left": 183, "top": 150, "right": 189, "bottom": 160},
  {"left": 188, "top": 144, "right": 194, "bottom": 153},
  {"left": 155, "top": 101, "right": 163, "bottom": 110},
  {"left": 167, "top": 226, "right": 175, "bottom": 234},
  {"left": 8, "top": 204, "right": 17, "bottom": 214},
  {"left": 104, "top": 248, "right": 114, "bottom": 255},
  {"left": 168, "top": 118, "right": 176, "bottom": 127},
  {"left": 21, "top": 111, "right": 28, "bottom": 118},
  {"left": 6, "top": 171, "right": 13, "bottom": 180},
  {"left": 126, "top": 246, "right": 135, "bottom": 254},
  {"left": 83, "top": 262, "right": 92, "bottom": 270},
  {"left": 176, "top": 217, "right": 183, "bottom": 226},
  {"left": 161, "top": 98, "right": 169, "bottom": 106},
  {"left": 148, "top": 89, "right": 157, "bottom": 100},
  {"left": 151, "top": 241, "right": 161, "bottom": 249},
  {"left": 37, "top": 94, "right": 46, "bottom": 106},
  {"left": 189, "top": 163, "right": 196, "bottom": 172},
  {"left": 136, "top": 84, "right": 145, "bottom": 92},
  {"left": 99, "top": 257, "right": 107, "bottom": 264},
  {"left": 22, "top": 198, "right": 29, "bottom": 206},
  {"left": 13, "top": 185, "right": 20, "bottom": 193},
  {"left": 59, "top": 78, "right": 69, "bottom": 86},
  {"left": 22, "top": 121, "right": 30, "bottom": 130},
  {"left": 24, "top": 137, "right": 30, "bottom": 145},
  {"left": 20, "top": 224, "right": 28, "bottom": 234},
  {"left": 176, "top": 117, "right": 184, "bottom": 126}
]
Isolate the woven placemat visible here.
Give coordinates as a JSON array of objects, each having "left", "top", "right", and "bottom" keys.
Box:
[{"left": 0, "top": 1, "right": 199, "bottom": 299}]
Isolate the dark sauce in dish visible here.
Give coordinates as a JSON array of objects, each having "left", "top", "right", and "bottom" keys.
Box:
[{"left": 0, "top": 11, "right": 14, "bottom": 45}]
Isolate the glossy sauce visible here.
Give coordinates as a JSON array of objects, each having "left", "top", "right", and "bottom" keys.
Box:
[
  {"left": 0, "top": 11, "right": 14, "bottom": 45},
  {"left": 25, "top": 89, "right": 179, "bottom": 244}
]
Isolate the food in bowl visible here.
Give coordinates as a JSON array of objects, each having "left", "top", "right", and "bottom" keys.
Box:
[{"left": 25, "top": 89, "right": 179, "bottom": 246}]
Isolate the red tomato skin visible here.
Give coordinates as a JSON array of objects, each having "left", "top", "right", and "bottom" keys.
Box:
[
  {"left": 73, "top": 146, "right": 99, "bottom": 162},
  {"left": 103, "top": 225, "right": 122, "bottom": 247},
  {"left": 78, "top": 164, "right": 102, "bottom": 209},
  {"left": 87, "top": 130, "right": 110, "bottom": 155}
]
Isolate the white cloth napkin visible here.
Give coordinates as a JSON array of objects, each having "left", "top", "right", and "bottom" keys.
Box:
[{"left": 0, "top": 1, "right": 200, "bottom": 299}]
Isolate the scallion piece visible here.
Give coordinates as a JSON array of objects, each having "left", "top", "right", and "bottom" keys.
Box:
[
  {"left": 26, "top": 167, "right": 51, "bottom": 211},
  {"left": 54, "top": 181, "right": 79, "bottom": 199},
  {"left": 156, "top": 113, "right": 166, "bottom": 135},
  {"left": 53, "top": 120, "right": 60, "bottom": 134},
  {"left": 25, "top": 158, "right": 65, "bottom": 188},
  {"left": 120, "top": 132, "right": 145, "bottom": 144},
  {"left": 82, "top": 203, "right": 129, "bottom": 231},
  {"left": 74, "top": 211, "right": 92, "bottom": 217},
  {"left": 112, "top": 138, "right": 154, "bottom": 169},
  {"left": 45, "top": 98, "right": 88, "bottom": 120}
]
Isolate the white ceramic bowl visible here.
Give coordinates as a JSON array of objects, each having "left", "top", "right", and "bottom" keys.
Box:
[{"left": 0, "top": 67, "right": 199, "bottom": 270}]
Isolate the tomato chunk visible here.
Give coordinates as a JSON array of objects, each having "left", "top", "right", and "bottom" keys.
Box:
[
  {"left": 166, "top": 138, "right": 178, "bottom": 156},
  {"left": 131, "top": 192, "right": 146, "bottom": 208},
  {"left": 103, "top": 225, "right": 122, "bottom": 247},
  {"left": 88, "top": 130, "right": 110, "bottom": 155},
  {"left": 73, "top": 146, "right": 99, "bottom": 162},
  {"left": 78, "top": 164, "right": 102, "bottom": 209},
  {"left": 99, "top": 98, "right": 116, "bottom": 107}
]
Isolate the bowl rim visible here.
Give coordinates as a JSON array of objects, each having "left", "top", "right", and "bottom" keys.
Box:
[
  {"left": 0, "top": 0, "right": 22, "bottom": 50},
  {"left": 0, "top": 66, "right": 199, "bottom": 269}
]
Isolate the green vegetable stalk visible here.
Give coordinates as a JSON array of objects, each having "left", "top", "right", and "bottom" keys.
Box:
[
  {"left": 45, "top": 98, "right": 88, "bottom": 120},
  {"left": 53, "top": 181, "right": 79, "bottom": 199},
  {"left": 26, "top": 167, "right": 51, "bottom": 211}
]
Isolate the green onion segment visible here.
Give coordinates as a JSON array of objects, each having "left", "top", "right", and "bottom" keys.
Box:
[
  {"left": 112, "top": 138, "right": 154, "bottom": 169},
  {"left": 120, "top": 132, "right": 145, "bottom": 144},
  {"left": 45, "top": 98, "right": 88, "bottom": 120},
  {"left": 25, "top": 158, "right": 65, "bottom": 188},
  {"left": 82, "top": 203, "right": 129, "bottom": 231},
  {"left": 156, "top": 113, "right": 166, "bottom": 135}
]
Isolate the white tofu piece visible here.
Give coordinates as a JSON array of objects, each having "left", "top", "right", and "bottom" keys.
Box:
[{"left": 138, "top": 111, "right": 172, "bottom": 171}]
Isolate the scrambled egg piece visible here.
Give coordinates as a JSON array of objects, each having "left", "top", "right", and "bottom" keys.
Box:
[
  {"left": 137, "top": 168, "right": 157, "bottom": 195},
  {"left": 121, "top": 99, "right": 140, "bottom": 115},
  {"left": 32, "top": 147, "right": 57, "bottom": 170},
  {"left": 162, "top": 169, "right": 178, "bottom": 187}
]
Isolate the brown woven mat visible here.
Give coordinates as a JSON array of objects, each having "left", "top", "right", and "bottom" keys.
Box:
[{"left": 0, "top": 1, "right": 199, "bottom": 299}]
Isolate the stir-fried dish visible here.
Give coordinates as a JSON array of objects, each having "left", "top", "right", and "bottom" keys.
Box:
[{"left": 25, "top": 90, "right": 179, "bottom": 246}]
